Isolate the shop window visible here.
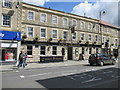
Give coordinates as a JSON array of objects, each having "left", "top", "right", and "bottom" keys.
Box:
[
  {"left": 27, "top": 46, "right": 32, "bottom": 55},
  {"left": 40, "top": 46, "right": 46, "bottom": 55},
  {"left": 2, "top": 14, "right": 11, "bottom": 27},
  {"left": 89, "top": 48, "right": 92, "bottom": 54},
  {"left": 52, "top": 46, "right": 57, "bottom": 55},
  {"left": 82, "top": 47, "right": 84, "bottom": 54},
  {"left": 3, "top": 0, "right": 12, "bottom": 8}
]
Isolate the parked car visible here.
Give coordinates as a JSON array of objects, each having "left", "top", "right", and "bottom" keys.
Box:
[{"left": 89, "top": 53, "right": 116, "bottom": 66}]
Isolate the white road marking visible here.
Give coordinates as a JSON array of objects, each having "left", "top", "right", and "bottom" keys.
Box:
[
  {"left": 16, "top": 70, "right": 19, "bottom": 72},
  {"left": 26, "top": 73, "right": 48, "bottom": 78},
  {"left": 20, "top": 75, "right": 25, "bottom": 78},
  {"left": 81, "top": 77, "right": 102, "bottom": 83}
]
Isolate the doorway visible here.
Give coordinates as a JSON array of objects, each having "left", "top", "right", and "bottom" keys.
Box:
[{"left": 68, "top": 46, "right": 73, "bottom": 60}]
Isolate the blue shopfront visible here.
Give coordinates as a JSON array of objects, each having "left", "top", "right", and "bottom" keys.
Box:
[{"left": 0, "top": 30, "right": 21, "bottom": 62}]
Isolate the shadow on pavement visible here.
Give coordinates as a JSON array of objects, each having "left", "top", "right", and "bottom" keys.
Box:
[{"left": 36, "top": 67, "right": 120, "bottom": 88}]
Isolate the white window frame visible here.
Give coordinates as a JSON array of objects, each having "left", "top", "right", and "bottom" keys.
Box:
[
  {"left": 102, "top": 36, "right": 105, "bottom": 43},
  {"left": 63, "top": 30, "right": 68, "bottom": 40},
  {"left": 40, "top": 46, "right": 46, "bottom": 56},
  {"left": 52, "top": 29, "right": 58, "bottom": 39},
  {"left": 28, "top": 11, "right": 34, "bottom": 20},
  {"left": 107, "top": 28, "right": 110, "bottom": 34},
  {"left": 88, "top": 34, "right": 92, "bottom": 41},
  {"left": 3, "top": 0, "right": 12, "bottom": 8},
  {"left": 81, "top": 33, "right": 84, "bottom": 41},
  {"left": 52, "top": 15, "right": 58, "bottom": 24},
  {"left": 40, "top": 27, "right": 46, "bottom": 38},
  {"left": 80, "top": 21, "right": 84, "bottom": 29},
  {"left": 72, "top": 32, "right": 76, "bottom": 40},
  {"left": 52, "top": 46, "right": 57, "bottom": 55},
  {"left": 72, "top": 19, "right": 77, "bottom": 26},
  {"left": 63, "top": 17, "right": 68, "bottom": 26},
  {"left": 40, "top": 13, "right": 47, "bottom": 23},
  {"left": 115, "top": 39, "right": 118, "bottom": 47},
  {"left": 27, "top": 26, "right": 34, "bottom": 38},
  {"left": 95, "top": 35, "right": 98, "bottom": 41},
  {"left": 88, "top": 23, "right": 92, "bottom": 30},
  {"left": 2, "top": 14, "right": 11, "bottom": 27}
]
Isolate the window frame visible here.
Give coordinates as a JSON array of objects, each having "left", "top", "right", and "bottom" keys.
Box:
[
  {"left": 28, "top": 11, "right": 34, "bottom": 20},
  {"left": 2, "top": 14, "right": 11, "bottom": 27},
  {"left": 88, "top": 34, "right": 92, "bottom": 41},
  {"left": 81, "top": 33, "right": 84, "bottom": 41},
  {"left": 27, "top": 27, "right": 33, "bottom": 38},
  {"left": 52, "top": 15, "right": 58, "bottom": 24},
  {"left": 40, "top": 13, "right": 47, "bottom": 23},
  {"left": 40, "top": 46, "right": 46, "bottom": 55},
  {"left": 72, "top": 32, "right": 76, "bottom": 40},
  {"left": 52, "top": 29, "right": 58, "bottom": 39},
  {"left": 3, "top": 0, "right": 12, "bottom": 8},
  {"left": 63, "top": 31, "right": 68, "bottom": 40},
  {"left": 63, "top": 17, "right": 68, "bottom": 26},
  {"left": 72, "top": 19, "right": 77, "bottom": 26},
  {"left": 40, "top": 27, "right": 46, "bottom": 38},
  {"left": 52, "top": 46, "right": 57, "bottom": 55}
]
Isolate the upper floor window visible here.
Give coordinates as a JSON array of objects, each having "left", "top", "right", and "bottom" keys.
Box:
[
  {"left": 63, "top": 31, "right": 68, "bottom": 40},
  {"left": 72, "top": 19, "right": 77, "bottom": 26},
  {"left": 88, "top": 23, "right": 92, "bottom": 30},
  {"left": 95, "top": 35, "right": 98, "bottom": 41},
  {"left": 115, "top": 30, "right": 118, "bottom": 35},
  {"left": 88, "top": 34, "right": 92, "bottom": 41},
  {"left": 72, "top": 32, "right": 76, "bottom": 40},
  {"left": 80, "top": 22, "right": 84, "bottom": 29},
  {"left": 102, "top": 27, "right": 104, "bottom": 32},
  {"left": 41, "top": 13, "right": 47, "bottom": 23},
  {"left": 28, "top": 11, "right": 34, "bottom": 20},
  {"left": 40, "top": 28, "right": 46, "bottom": 38},
  {"left": 95, "top": 24, "right": 99, "bottom": 31},
  {"left": 3, "top": 0, "right": 12, "bottom": 8},
  {"left": 81, "top": 33, "right": 84, "bottom": 41},
  {"left": 27, "top": 27, "right": 33, "bottom": 38},
  {"left": 107, "top": 28, "right": 110, "bottom": 33},
  {"left": 52, "top": 15, "right": 57, "bottom": 24},
  {"left": 52, "top": 46, "right": 57, "bottom": 55},
  {"left": 2, "top": 14, "right": 11, "bottom": 27},
  {"left": 89, "top": 48, "right": 92, "bottom": 54},
  {"left": 27, "top": 45, "right": 32, "bottom": 55},
  {"left": 40, "top": 46, "right": 46, "bottom": 55},
  {"left": 63, "top": 18, "right": 68, "bottom": 26},
  {"left": 52, "top": 30, "right": 57, "bottom": 39}
]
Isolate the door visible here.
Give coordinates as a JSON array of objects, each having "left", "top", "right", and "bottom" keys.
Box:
[{"left": 68, "top": 46, "right": 73, "bottom": 60}]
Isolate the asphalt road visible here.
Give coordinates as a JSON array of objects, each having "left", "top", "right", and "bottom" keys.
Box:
[{"left": 2, "top": 61, "right": 120, "bottom": 88}]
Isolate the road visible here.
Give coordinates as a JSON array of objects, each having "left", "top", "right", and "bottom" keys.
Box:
[{"left": 2, "top": 61, "right": 120, "bottom": 88}]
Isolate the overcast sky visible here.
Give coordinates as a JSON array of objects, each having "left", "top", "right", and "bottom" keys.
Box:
[{"left": 23, "top": 0, "right": 119, "bottom": 27}]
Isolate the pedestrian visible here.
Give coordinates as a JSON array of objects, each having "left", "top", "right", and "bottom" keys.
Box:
[
  {"left": 17, "top": 51, "right": 26, "bottom": 69},
  {"left": 79, "top": 53, "right": 84, "bottom": 60}
]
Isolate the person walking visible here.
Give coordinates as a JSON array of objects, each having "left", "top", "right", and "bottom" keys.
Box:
[{"left": 17, "top": 51, "right": 26, "bottom": 69}]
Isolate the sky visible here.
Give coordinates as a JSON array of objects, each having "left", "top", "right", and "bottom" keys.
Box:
[{"left": 22, "top": 0, "right": 119, "bottom": 27}]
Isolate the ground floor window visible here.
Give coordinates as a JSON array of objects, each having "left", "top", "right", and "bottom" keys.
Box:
[
  {"left": 27, "top": 46, "right": 32, "bottom": 55},
  {"left": 40, "top": 46, "right": 46, "bottom": 55},
  {"left": 1, "top": 48, "right": 17, "bottom": 61},
  {"left": 52, "top": 46, "right": 57, "bottom": 55}
]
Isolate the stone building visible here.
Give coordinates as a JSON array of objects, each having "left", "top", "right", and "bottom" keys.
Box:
[{"left": 0, "top": 1, "right": 119, "bottom": 62}]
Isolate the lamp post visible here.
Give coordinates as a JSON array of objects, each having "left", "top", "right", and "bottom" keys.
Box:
[{"left": 100, "top": 10, "right": 106, "bottom": 53}]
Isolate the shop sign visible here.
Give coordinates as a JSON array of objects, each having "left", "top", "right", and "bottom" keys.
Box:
[{"left": 0, "top": 30, "right": 21, "bottom": 40}]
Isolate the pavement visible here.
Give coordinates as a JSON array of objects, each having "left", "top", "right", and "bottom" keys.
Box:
[{"left": 0, "top": 60, "right": 88, "bottom": 72}]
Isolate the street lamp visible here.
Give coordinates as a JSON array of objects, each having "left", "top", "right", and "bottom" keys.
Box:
[{"left": 100, "top": 10, "right": 106, "bottom": 53}]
